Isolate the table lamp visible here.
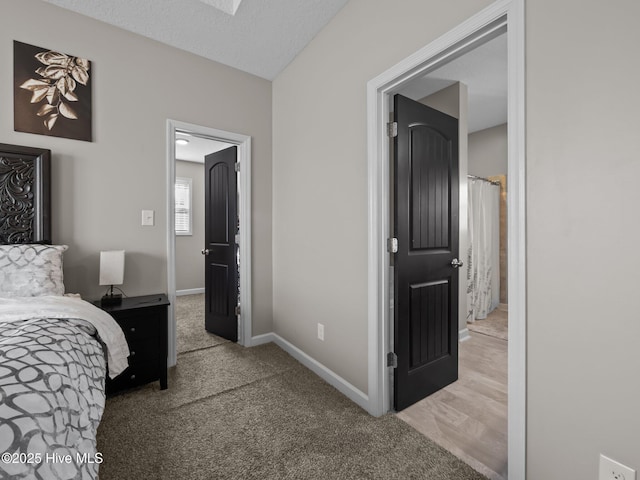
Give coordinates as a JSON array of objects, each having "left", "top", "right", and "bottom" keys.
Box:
[{"left": 100, "top": 250, "right": 125, "bottom": 306}]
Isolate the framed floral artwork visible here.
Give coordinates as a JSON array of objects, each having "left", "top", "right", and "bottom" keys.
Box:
[{"left": 14, "top": 41, "right": 92, "bottom": 142}]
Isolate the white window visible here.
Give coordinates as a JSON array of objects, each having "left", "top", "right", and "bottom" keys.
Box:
[{"left": 175, "top": 177, "right": 193, "bottom": 236}]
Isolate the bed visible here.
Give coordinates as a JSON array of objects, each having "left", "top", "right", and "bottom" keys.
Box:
[{"left": 0, "top": 143, "right": 129, "bottom": 479}]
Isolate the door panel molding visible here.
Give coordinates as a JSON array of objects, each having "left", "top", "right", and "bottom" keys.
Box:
[
  {"left": 208, "top": 161, "right": 231, "bottom": 244},
  {"left": 208, "top": 263, "right": 230, "bottom": 316},
  {"left": 365, "top": 0, "right": 525, "bottom": 479},
  {"left": 166, "top": 120, "right": 253, "bottom": 362},
  {"left": 409, "top": 125, "right": 452, "bottom": 250},
  {"left": 409, "top": 280, "right": 451, "bottom": 369}
]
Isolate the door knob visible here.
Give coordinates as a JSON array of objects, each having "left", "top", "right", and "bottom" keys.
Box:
[
  {"left": 451, "top": 258, "right": 464, "bottom": 268},
  {"left": 201, "top": 249, "right": 210, "bottom": 255}
]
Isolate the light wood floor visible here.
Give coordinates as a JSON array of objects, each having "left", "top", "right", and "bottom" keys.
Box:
[{"left": 396, "top": 328, "right": 508, "bottom": 480}]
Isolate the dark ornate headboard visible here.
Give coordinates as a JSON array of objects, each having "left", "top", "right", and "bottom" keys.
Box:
[{"left": 0, "top": 143, "right": 51, "bottom": 244}]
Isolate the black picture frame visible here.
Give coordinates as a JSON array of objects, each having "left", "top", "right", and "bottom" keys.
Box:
[{"left": 14, "top": 40, "right": 92, "bottom": 142}]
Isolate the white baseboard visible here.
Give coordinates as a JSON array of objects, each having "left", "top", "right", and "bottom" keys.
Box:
[
  {"left": 459, "top": 328, "right": 471, "bottom": 342},
  {"left": 176, "top": 288, "right": 205, "bottom": 296},
  {"left": 250, "top": 332, "right": 275, "bottom": 346},
  {"left": 250, "top": 332, "right": 369, "bottom": 412}
]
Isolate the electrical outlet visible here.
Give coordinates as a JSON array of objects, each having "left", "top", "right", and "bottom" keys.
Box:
[
  {"left": 600, "top": 454, "right": 636, "bottom": 480},
  {"left": 317, "top": 323, "right": 324, "bottom": 341}
]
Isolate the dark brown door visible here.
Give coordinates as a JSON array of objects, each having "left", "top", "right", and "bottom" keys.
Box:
[
  {"left": 393, "top": 94, "right": 459, "bottom": 411},
  {"left": 203, "top": 146, "right": 238, "bottom": 341}
]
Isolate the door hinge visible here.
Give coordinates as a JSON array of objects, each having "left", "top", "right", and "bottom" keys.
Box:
[
  {"left": 235, "top": 233, "right": 240, "bottom": 245},
  {"left": 387, "top": 237, "right": 398, "bottom": 253},
  {"left": 234, "top": 162, "right": 240, "bottom": 172},
  {"left": 387, "top": 121, "right": 398, "bottom": 138},
  {"left": 387, "top": 352, "right": 398, "bottom": 368},
  {"left": 235, "top": 305, "right": 241, "bottom": 316}
]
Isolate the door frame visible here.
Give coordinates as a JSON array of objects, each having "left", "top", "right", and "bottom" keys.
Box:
[
  {"left": 166, "top": 119, "right": 253, "bottom": 366},
  {"left": 366, "top": 0, "right": 525, "bottom": 478}
]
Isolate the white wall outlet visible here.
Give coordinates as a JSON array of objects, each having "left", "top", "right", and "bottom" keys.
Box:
[
  {"left": 141, "top": 210, "right": 155, "bottom": 226},
  {"left": 317, "top": 323, "right": 324, "bottom": 341},
  {"left": 600, "top": 454, "right": 636, "bottom": 480}
]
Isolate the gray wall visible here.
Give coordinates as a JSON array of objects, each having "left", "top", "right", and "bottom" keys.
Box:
[
  {"left": 273, "top": 0, "right": 640, "bottom": 477},
  {"left": 1, "top": 0, "right": 273, "bottom": 335},
  {"left": 272, "top": 0, "right": 493, "bottom": 395},
  {"left": 468, "top": 123, "right": 508, "bottom": 177},
  {"left": 175, "top": 161, "right": 204, "bottom": 292},
  {"left": 526, "top": 0, "right": 640, "bottom": 477}
]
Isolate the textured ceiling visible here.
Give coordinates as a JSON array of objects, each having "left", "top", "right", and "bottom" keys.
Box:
[
  {"left": 42, "top": 0, "right": 505, "bottom": 129},
  {"left": 42, "top": 0, "right": 350, "bottom": 80}
]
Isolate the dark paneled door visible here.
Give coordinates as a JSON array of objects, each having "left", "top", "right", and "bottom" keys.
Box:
[
  {"left": 203, "top": 146, "right": 238, "bottom": 341},
  {"left": 393, "top": 94, "right": 460, "bottom": 411}
]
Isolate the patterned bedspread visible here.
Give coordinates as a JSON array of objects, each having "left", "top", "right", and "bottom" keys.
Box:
[{"left": 0, "top": 297, "right": 129, "bottom": 480}]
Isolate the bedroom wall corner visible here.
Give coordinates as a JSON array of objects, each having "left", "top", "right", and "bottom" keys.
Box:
[
  {"left": 271, "top": 0, "right": 494, "bottom": 396},
  {"left": 0, "top": 0, "right": 273, "bottom": 335}
]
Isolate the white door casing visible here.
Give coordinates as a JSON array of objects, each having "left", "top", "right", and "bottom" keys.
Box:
[
  {"left": 166, "top": 119, "right": 253, "bottom": 365},
  {"left": 366, "top": 0, "right": 526, "bottom": 478}
]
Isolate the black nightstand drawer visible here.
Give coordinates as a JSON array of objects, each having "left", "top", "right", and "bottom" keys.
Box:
[
  {"left": 127, "top": 340, "right": 160, "bottom": 366},
  {"left": 96, "top": 294, "right": 170, "bottom": 394},
  {"left": 116, "top": 311, "right": 163, "bottom": 341},
  {"left": 107, "top": 363, "right": 159, "bottom": 391}
]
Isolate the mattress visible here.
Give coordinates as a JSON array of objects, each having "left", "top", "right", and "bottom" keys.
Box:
[{"left": 0, "top": 295, "right": 129, "bottom": 479}]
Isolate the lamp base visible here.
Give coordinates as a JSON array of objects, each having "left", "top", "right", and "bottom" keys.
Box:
[{"left": 101, "top": 293, "right": 122, "bottom": 306}]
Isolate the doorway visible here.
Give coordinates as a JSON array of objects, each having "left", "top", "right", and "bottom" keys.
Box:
[
  {"left": 394, "top": 69, "right": 508, "bottom": 477},
  {"left": 174, "top": 135, "right": 238, "bottom": 350},
  {"left": 365, "top": 1, "right": 525, "bottom": 479},
  {"left": 166, "top": 120, "right": 253, "bottom": 367}
]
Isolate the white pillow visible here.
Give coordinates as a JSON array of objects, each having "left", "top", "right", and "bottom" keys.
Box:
[{"left": 0, "top": 244, "right": 68, "bottom": 297}]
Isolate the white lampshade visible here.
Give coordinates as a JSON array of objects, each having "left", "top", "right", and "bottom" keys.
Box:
[{"left": 99, "top": 250, "right": 125, "bottom": 286}]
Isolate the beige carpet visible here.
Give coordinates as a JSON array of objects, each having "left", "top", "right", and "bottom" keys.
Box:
[
  {"left": 467, "top": 305, "right": 508, "bottom": 340},
  {"left": 175, "top": 293, "right": 229, "bottom": 354},
  {"left": 96, "top": 296, "right": 488, "bottom": 480}
]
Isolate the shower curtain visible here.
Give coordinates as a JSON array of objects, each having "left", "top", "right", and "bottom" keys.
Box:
[{"left": 466, "top": 178, "right": 500, "bottom": 322}]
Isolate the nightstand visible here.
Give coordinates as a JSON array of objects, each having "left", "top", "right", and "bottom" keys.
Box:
[{"left": 95, "top": 294, "right": 170, "bottom": 394}]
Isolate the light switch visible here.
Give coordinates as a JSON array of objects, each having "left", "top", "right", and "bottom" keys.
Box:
[{"left": 141, "top": 210, "right": 155, "bottom": 226}]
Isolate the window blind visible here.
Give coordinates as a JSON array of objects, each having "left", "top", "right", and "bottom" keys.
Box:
[{"left": 175, "top": 177, "right": 192, "bottom": 235}]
